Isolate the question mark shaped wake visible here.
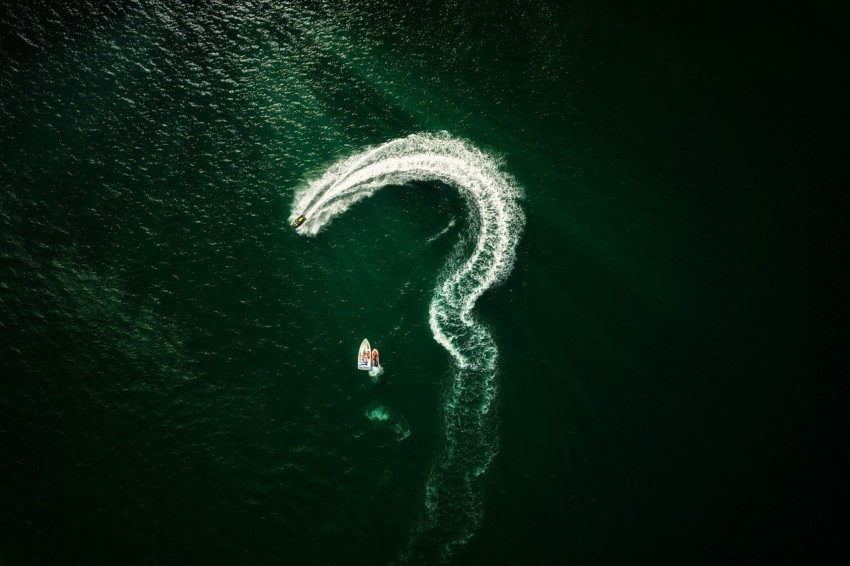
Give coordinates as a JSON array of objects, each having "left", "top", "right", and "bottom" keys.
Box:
[{"left": 290, "top": 132, "right": 524, "bottom": 560}]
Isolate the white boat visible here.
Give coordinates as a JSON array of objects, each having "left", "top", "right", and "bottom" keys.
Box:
[{"left": 357, "top": 338, "right": 372, "bottom": 370}]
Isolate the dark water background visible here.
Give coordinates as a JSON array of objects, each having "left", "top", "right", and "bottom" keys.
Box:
[{"left": 2, "top": 1, "right": 847, "bottom": 564}]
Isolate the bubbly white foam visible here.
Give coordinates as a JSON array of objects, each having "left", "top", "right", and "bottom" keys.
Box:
[
  {"left": 368, "top": 365, "right": 384, "bottom": 381},
  {"left": 425, "top": 217, "right": 456, "bottom": 244},
  {"left": 290, "top": 132, "right": 524, "bottom": 559}
]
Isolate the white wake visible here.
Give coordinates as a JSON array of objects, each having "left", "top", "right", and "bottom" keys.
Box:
[{"left": 290, "top": 132, "right": 524, "bottom": 561}]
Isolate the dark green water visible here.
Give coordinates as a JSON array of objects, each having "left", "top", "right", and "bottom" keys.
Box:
[{"left": 2, "top": 1, "right": 847, "bottom": 564}]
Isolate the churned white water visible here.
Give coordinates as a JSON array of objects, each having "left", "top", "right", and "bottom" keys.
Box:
[{"left": 290, "top": 132, "right": 524, "bottom": 558}]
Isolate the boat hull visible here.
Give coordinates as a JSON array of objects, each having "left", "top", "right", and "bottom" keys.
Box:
[{"left": 357, "top": 338, "right": 372, "bottom": 370}]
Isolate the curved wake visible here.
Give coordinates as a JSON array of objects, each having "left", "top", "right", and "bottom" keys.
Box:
[{"left": 290, "top": 132, "right": 524, "bottom": 561}]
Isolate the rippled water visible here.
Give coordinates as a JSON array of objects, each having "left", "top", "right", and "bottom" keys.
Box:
[
  {"left": 2, "top": 2, "right": 845, "bottom": 564},
  {"left": 290, "top": 132, "right": 524, "bottom": 559}
]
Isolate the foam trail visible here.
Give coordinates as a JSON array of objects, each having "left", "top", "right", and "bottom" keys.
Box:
[
  {"left": 426, "top": 218, "right": 456, "bottom": 244},
  {"left": 290, "top": 132, "right": 524, "bottom": 562}
]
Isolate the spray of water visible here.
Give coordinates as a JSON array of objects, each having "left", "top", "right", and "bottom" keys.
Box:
[
  {"left": 290, "top": 132, "right": 524, "bottom": 561},
  {"left": 368, "top": 365, "right": 384, "bottom": 382}
]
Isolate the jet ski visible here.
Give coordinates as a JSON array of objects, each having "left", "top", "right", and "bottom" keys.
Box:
[
  {"left": 371, "top": 349, "right": 380, "bottom": 368},
  {"left": 292, "top": 215, "right": 306, "bottom": 228}
]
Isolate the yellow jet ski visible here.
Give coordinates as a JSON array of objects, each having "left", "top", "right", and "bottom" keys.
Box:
[{"left": 292, "top": 215, "right": 306, "bottom": 228}]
